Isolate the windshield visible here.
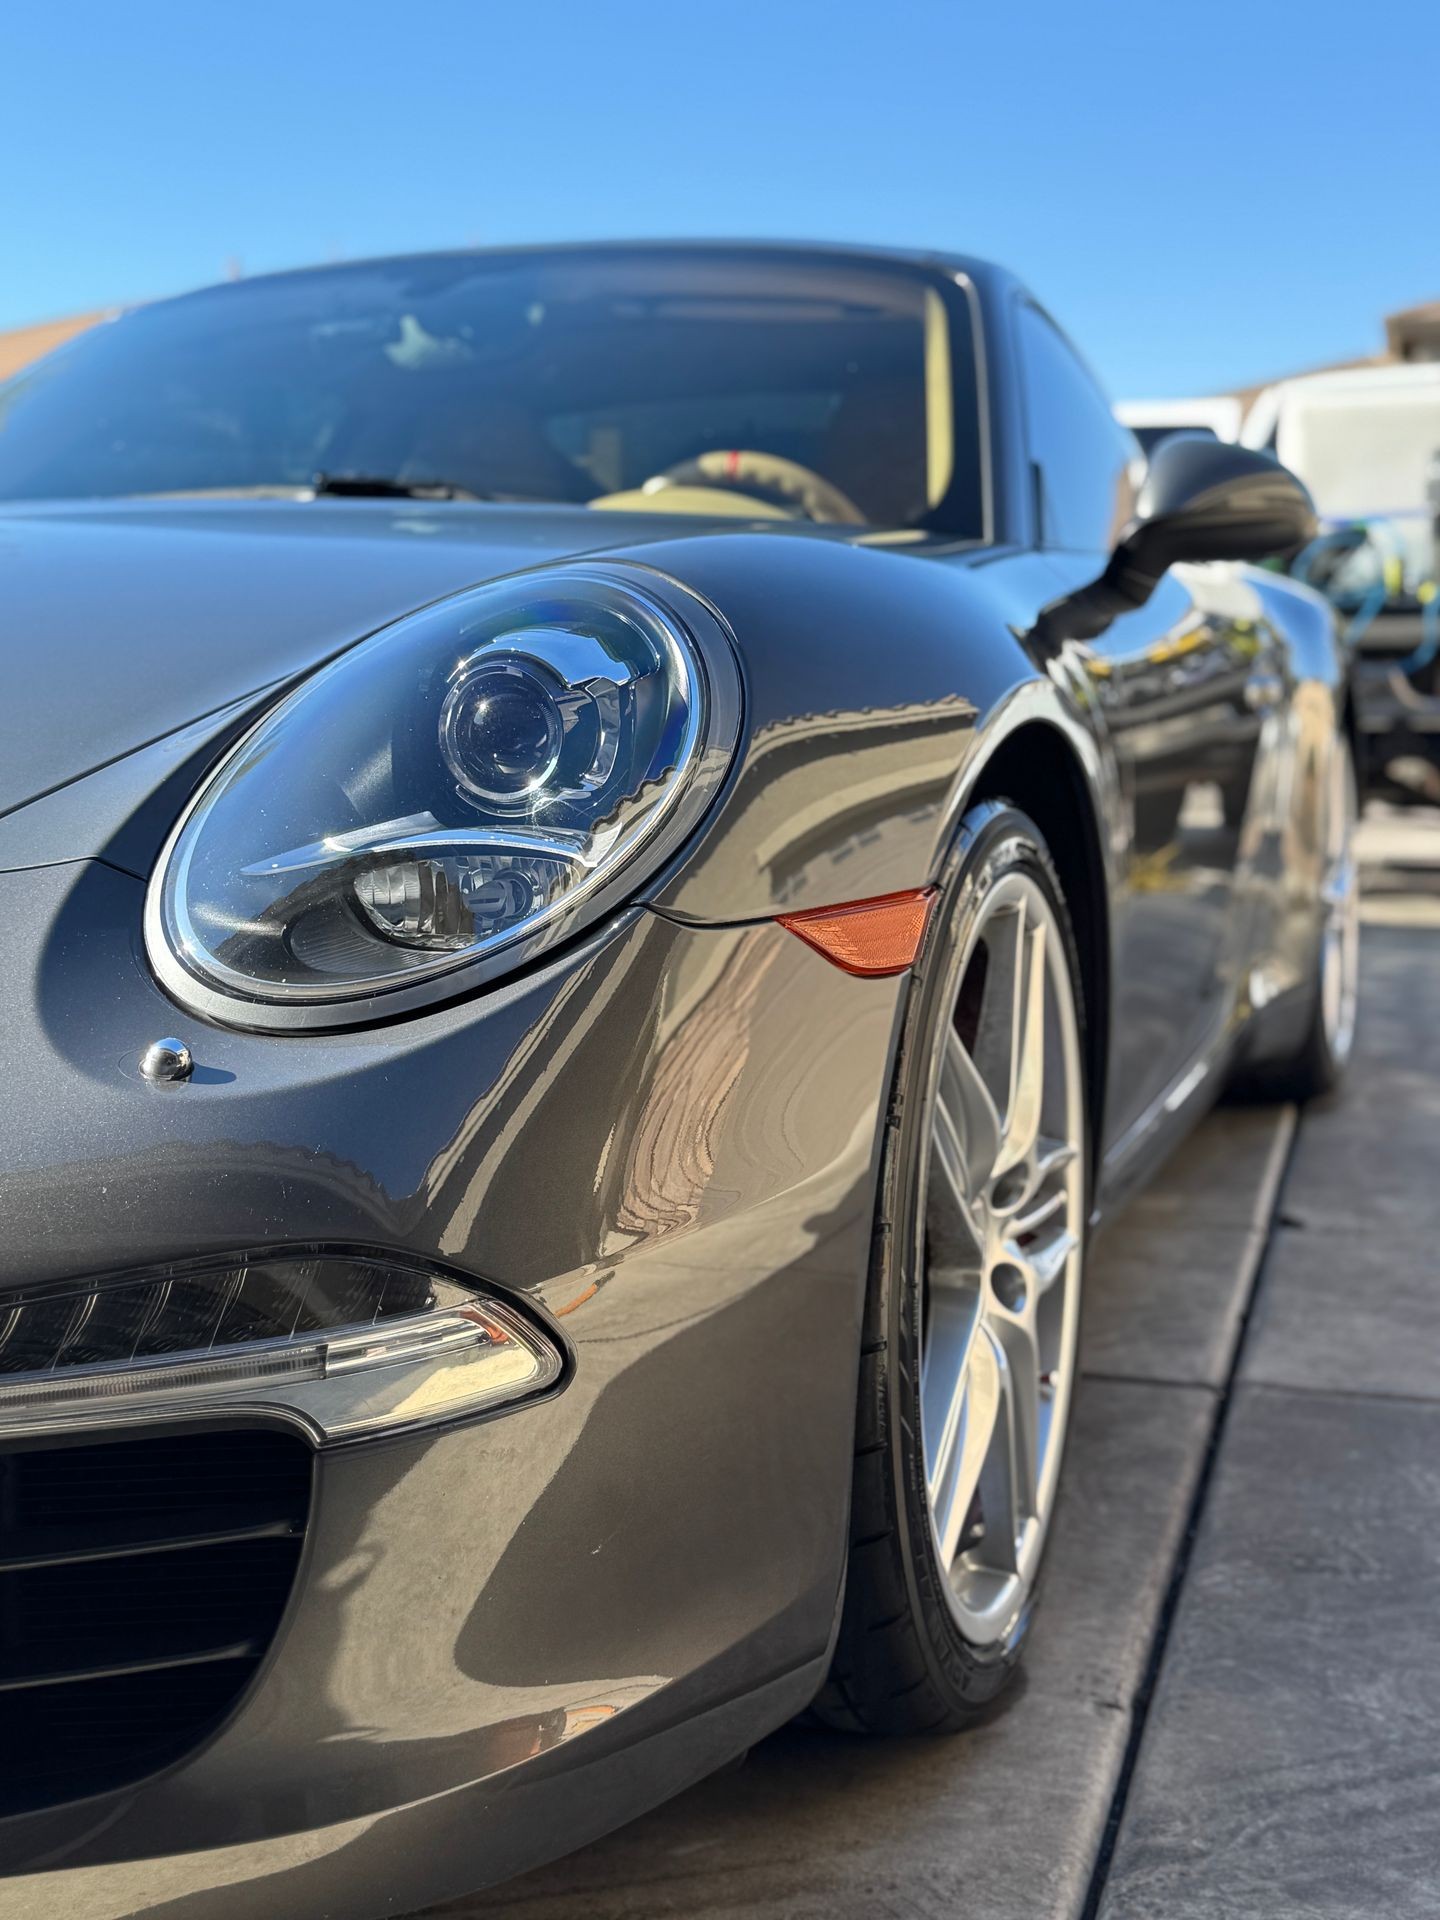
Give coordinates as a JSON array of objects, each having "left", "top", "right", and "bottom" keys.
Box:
[{"left": 0, "top": 249, "right": 984, "bottom": 533}]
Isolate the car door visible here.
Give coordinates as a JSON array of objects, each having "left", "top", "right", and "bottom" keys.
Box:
[{"left": 1014, "top": 301, "right": 1271, "bottom": 1147}]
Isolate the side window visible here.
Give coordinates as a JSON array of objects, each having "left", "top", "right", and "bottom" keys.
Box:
[{"left": 1017, "top": 302, "right": 1138, "bottom": 553}]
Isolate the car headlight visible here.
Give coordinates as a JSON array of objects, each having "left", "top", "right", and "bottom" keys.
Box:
[{"left": 146, "top": 567, "right": 738, "bottom": 1028}]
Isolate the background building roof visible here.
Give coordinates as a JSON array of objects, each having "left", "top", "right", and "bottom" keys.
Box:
[{"left": 0, "top": 310, "right": 111, "bottom": 382}]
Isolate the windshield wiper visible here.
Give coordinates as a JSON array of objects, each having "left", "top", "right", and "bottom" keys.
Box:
[{"left": 310, "top": 471, "right": 488, "bottom": 502}]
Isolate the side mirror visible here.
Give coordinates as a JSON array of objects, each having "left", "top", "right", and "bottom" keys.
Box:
[{"left": 1109, "top": 433, "right": 1317, "bottom": 605}]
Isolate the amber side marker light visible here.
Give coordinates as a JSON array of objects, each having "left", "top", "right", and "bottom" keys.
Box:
[{"left": 777, "top": 887, "right": 937, "bottom": 977}]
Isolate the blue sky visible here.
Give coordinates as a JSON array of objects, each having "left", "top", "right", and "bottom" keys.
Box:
[{"left": 5, "top": 0, "right": 1437, "bottom": 398}]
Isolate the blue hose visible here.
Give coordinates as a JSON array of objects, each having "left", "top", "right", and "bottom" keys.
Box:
[{"left": 1292, "top": 522, "right": 1440, "bottom": 672}]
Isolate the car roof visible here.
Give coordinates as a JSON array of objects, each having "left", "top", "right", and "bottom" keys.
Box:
[{"left": 143, "top": 239, "right": 1015, "bottom": 313}]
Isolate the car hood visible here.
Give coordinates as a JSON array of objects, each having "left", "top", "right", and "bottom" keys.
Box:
[{"left": 0, "top": 496, "right": 761, "bottom": 821}]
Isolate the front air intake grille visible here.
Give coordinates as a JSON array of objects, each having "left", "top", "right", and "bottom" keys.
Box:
[{"left": 0, "top": 1425, "right": 312, "bottom": 1815}]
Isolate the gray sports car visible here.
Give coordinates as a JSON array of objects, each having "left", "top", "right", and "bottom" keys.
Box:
[{"left": 0, "top": 243, "right": 1354, "bottom": 1918}]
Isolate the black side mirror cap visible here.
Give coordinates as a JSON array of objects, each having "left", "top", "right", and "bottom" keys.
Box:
[
  {"left": 1109, "top": 433, "right": 1317, "bottom": 605},
  {"left": 1025, "top": 434, "right": 1319, "bottom": 658}
]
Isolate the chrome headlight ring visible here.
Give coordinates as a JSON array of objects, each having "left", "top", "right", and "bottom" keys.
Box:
[{"left": 144, "top": 565, "right": 741, "bottom": 1032}]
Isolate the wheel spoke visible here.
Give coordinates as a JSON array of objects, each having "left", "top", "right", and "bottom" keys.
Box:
[
  {"left": 1024, "top": 1228, "right": 1078, "bottom": 1295},
  {"left": 976, "top": 1315, "right": 1040, "bottom": 1572},
  {"left": 1034, "top": 1136, "right": 1078, "bottom": 1184},
  {"left": 1009, "top": 1137, "right": 1078, "bottom": 1235},
  {"left": 930, "top": 1321, "right": 1001, "bottom": 1566},
  {"left": 923, "top": 1276, "right": 982, "bottom": 1487},
  {"left": 969, "top": 899, "right": 1025, "bottom": 1129},
  {"left": 936, "top": 1025, "right": 1002, "bottom": 1202},
  {"left": 996, "top": 919, "right": 1049, "bottom": 1178},
  {"left": 1012, "top": 1187, "right": 1067, "bottom": 1238}
]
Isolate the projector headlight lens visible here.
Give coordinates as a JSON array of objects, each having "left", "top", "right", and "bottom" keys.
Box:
[
  {"left": 146, "top": 568, "right": 733, "bottom": 1025},
  {"left": 439, "top": 654, "right": 568, "bottom": 805}
]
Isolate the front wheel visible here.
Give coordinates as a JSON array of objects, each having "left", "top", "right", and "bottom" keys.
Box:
[{"left": 813, "top": 803, "right": 1089, "bottom": 1734}]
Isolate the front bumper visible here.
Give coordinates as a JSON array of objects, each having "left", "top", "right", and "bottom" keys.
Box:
[{"left": 0, "top": 859, "right": 903, "bottom": 1916}]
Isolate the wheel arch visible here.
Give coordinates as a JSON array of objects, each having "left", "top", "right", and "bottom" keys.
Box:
[{"left": 960, "top": 720, "right": 1112, "bottom": 1185}]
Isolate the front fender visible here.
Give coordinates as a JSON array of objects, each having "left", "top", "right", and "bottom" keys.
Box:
[{"left": 624, "top": 535, "right": 1091, "bottom": 923}]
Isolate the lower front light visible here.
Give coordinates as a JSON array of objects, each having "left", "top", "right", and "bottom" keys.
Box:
[{"left": 0, "top": 1250, "right": 563, "bottom": 1443}]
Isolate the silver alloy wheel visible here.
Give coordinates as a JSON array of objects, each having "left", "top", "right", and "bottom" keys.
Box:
[
  {"left": 1320, "top": 739, "right": 1360, "bottom": 1069},
  {"left": 917, "top": 869, "right": 1085, "bottom": 1647}
]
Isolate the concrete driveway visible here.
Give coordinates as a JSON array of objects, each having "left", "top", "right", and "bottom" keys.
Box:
[{"left": 424, "top": 805, "right": 1440, "bottom": 1920}]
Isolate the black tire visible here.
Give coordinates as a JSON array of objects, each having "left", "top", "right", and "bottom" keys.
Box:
[
  {"left": 1248, "top": 976, "right": 1346, "bottom": 1105},
  {"left": 1237, "top": 735, "right": 1359, "bottom": 1104},
  {"left": 812, "top": 802, "right": 1090, "bottom": 1735}
]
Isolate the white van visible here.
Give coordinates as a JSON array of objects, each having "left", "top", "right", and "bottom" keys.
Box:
[
  {"left": 1242, "top": 362, "right": 1440, "bottom": 594},
  {"left": 1238, "top": 361, "right": 1440, "bottom": 802},
  {"left": 1116, "top": 394, "right": 1243, "bottom": 454}
]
